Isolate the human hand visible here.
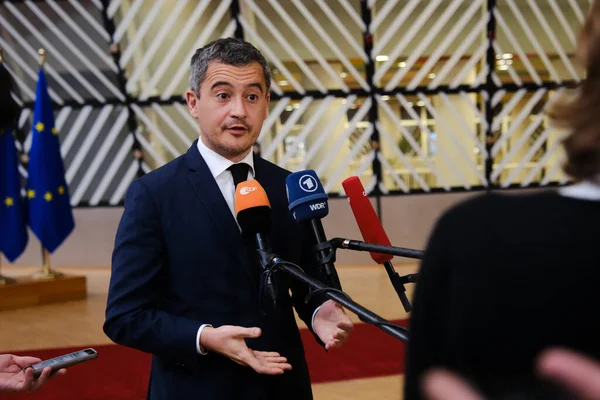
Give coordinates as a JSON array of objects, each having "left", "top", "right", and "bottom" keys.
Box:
[
  {"left": 200, "top": 325, "right": 292, "bottom": 375},
  {"left": 537, "top": 348, "right": 600, "bottom": 400},
  {"left": 421, "top": 369, "right": 483, "bottom": 400},
  {"left": 313, "top": 300, "right": 354, "bottom": 351},
  {"left": 0, "top": 354, "right": 66, "bottom": 392},
  {"left": 422, "top": 348, "right": 600, "bottom": 400}
]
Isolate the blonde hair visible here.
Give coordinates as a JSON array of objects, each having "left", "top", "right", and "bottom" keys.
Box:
[{"left": 548, "top": 0, "right": 600, "bottom": 180}]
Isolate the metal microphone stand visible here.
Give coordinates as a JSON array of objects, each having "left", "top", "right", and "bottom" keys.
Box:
[
  {"left": 311, "top": 237, "right": 343, "bottom": 290},
  {"left": 330, "top": 238, "right": 423, "bottom": 313},
  {"left": 259, "top": 251, "right": 409, "bottom": 342}
]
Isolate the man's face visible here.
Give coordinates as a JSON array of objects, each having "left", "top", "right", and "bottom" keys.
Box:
[{"left": 186, "top": 61, "right": 270, "bottom": 162}]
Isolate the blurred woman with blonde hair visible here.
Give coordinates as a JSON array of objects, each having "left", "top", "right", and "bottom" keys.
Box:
[{"left": 405, "top": 1, "right": 600, "bottom": 399}]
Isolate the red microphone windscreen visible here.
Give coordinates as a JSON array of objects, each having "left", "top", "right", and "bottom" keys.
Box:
[{"left": 342, "top": 176, "right": 393, "bottom": 264}]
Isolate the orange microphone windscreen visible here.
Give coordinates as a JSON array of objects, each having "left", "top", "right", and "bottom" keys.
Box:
[{"left": 234, "top": 180, "right": 271, "bottom": 216}]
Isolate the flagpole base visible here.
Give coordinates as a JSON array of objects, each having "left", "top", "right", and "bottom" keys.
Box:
[
  {"left": 33, "top": 248, "right": 62, "bottom": 280},
  {"left": 0, "top": 272, "right": 87, "bottom": 311},
  {"left": 32, "top": 268, "right": 64, "bottom": 280},
  {"left": 0, "top": 275, "right": 17, "bottom": 285}
]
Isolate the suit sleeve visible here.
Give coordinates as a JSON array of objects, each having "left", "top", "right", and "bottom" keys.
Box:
[
  {"left": 404, "top": 213, "right": 454, "bottom": 400},
  {"left": 103, "top": 179, "right": 200, "bottom": 359},
  {"left": 289, "top": 223, "right": 329, "bottom": 344}
]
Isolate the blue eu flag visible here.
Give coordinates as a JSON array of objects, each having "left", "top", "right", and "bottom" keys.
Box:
[
  {"left": 0, "top": 127, "right": 28, "bottom": 262},
  {"left": 26, "top": 68, "right": 75, "bottom": 253}
]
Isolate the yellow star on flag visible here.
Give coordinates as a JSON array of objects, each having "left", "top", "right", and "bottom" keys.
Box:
[
  {"left": 58, "top": 186, "right": 65, "bottom": 195},
  {"left": 27, "top": 189, "right": 35, "bottom": 199},
  {"left": 44, "top": 192, "right": 53, "bottom": 202},
  {"left": 4, "top": 197, "right": 14, "bottom": 207},
  {"left": 52, "top": 127, "right": 58, "bottom": 135},
  {"left": 35, "top": 122, "right": 45, "bottom": 132}
]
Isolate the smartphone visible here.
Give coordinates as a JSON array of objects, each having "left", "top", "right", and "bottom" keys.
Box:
[{"left": 24, "top": 348, "right": 98, "bottom": 378}]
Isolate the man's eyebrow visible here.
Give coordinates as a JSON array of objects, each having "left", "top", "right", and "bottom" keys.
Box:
[
  {"left": 248, "top": 82, "right": 264, "bottom": 93},
  {"left": 210, "top": 81, "right": 232, "bottom": 90},
  {"left": 210, "top": 81, "right": 264, "bottom": 93}
]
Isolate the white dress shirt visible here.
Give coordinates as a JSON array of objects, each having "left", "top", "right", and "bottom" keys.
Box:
[
  {"left": 194, "top": 138, "right": 320, "bottom": 354},
  {"left": 197, "top": 137, "right": 255, "bottom": 222}
]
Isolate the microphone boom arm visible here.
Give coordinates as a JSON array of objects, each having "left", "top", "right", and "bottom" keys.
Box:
[
  {"left": 330, "top": 238, "right": 422, "bottom": 313},
  {"left": 267, "top": 257, "right": 409, "bottom": 342},
  {"left": 331, "top": 238, "right": 424, "bottom": 260}
]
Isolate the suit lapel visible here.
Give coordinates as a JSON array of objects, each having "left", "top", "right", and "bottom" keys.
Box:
[{"left": 184, "top": 141, "right": 253, "bottom": 282}]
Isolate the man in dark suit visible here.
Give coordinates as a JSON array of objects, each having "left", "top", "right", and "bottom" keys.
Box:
[{"left": 104, "top": 38, "right": 353, "bottom": 400}]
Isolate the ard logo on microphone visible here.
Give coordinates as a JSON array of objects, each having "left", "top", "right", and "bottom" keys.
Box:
[
  {"left": 299, "top": 175, "right": 318, "bottom": 193},
  {"left": 240, "top": 186, "right": 257, "bottom": 195}
]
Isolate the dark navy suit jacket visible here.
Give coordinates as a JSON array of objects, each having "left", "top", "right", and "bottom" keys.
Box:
[{"left": 104, "top": 141, "right": 326, "bottom": 399}]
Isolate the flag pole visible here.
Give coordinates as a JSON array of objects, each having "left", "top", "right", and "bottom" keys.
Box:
[
  {"left": 0, "top": 48, "right": 16, "bottom": 285},
  {"left": 0, "top": 255, "right": 17, "bottom": 285},
  {"left": 33, "top": 247, "right": 62, "bottom": 279},
  {"left": 38, "top": 48, "right": 45, "bottom": 66},
  {"left": 31, "top": 48, "right": 62, "bottom": 280}
]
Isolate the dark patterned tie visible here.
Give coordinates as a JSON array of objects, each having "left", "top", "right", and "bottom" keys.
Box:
[
  {"left": 228, "top": 163, "right": 263, "bottom": 298},
  {"left": 228, "top": 163, "right": 250, "bottom": 188}
]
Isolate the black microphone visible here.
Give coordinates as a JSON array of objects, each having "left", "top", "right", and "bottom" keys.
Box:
[
  {"left": 285, "top": 170, "right": 342, "bottom": 290},
  {"left": 234, "top": 179, "right": 278, "bottom": 309}
]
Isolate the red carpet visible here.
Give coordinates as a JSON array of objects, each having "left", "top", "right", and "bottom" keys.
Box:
[
  {"left": 1, "top": 319, "right": 407, "bottom": 400},
  {"left": 304, "top": 318, "right": 408, "bottom": 383}
]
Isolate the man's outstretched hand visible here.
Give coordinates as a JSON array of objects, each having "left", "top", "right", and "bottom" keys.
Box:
[
  {"left": 200, "top": 325, "right": 292, "bottom": 375},
  {"left": 313, "top": 300, "right": 354, "bottom": 351}
]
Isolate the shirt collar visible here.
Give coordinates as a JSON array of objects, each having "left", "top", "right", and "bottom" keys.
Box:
[
  {"left": 196, "top": 136, "right": 255, "bottom": 179},
  {"left": 559, "top": 179, "right": 600, "bottom": 201}
]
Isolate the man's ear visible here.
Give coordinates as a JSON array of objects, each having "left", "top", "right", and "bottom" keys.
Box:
[{"left": 185, "top": 90, "right": 199, "bottom": 119}]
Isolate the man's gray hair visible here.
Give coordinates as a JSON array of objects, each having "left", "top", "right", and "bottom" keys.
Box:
[{"left": 189, "top": 38, "right": 271, "bottom": 96}]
